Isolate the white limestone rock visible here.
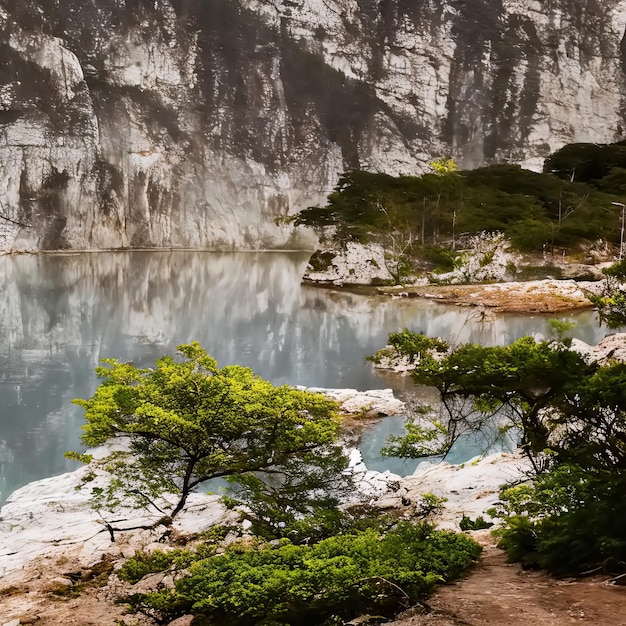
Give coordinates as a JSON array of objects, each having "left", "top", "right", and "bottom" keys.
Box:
[
  {"left": 397, "top": 452, "right": 531, "bottom": 530},
  {"left": 347, "top": 449, "right": 402, "bottom": 499},
  {"left": 306, "top": 386, "right": 405, "bottom": 417},
  {"left": 570, "top": 333, "right": 626, "bottom": 365},
  {"left": 0, "top": 463, "right": 235, "bottom": 584},
  {"left": 2, "top": 1, "right": 626, "bottom": 252},
  {"left": 431, "top": 233, "right": 520, "bottom": 284},
  {"left": 304, "top": 242, "right": 394, "bottom": 286}
]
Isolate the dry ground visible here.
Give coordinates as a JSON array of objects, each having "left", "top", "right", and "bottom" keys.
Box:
[
  {"left": 379, "top": 280, "right": 596, "bottom": 313},
  {"left": 389, "top": 535, "right": 626, "bottom": 626}
]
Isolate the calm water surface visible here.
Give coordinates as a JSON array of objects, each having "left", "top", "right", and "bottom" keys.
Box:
[{"left": 0, "top": 251, "right": 612, "bottom": 504}]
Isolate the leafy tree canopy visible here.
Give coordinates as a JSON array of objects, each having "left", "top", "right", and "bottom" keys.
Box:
[
  {"left": 491, "top": 465, "right": 626, "bottom": 576},
  {"left": 587, "top": 259, "right": 626, "bottom": 329},
  {"left": 374, "top": 331, "right": 626, "bottom": 473},
  {"left": 71, "top": 342, "right": 349, "bottom": 522},
  {"left": 544, "top": 140, "right": 626, "bottom": 184}
]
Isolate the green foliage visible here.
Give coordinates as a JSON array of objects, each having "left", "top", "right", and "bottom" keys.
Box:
[
  {"left": 118, "top": 525, "right": 234, "bottom": 584},
  {"left": 71, "top": 343, "right": 350, "bottom": 520},
  {"left": 416, "top": 493, "right": 448, "bottom": 517},
  {"left": 397, "top": 335, "right": 593, "bottom": 469},
  {"left": 293, "top": 154, "right": 626, "bottom": 259},
  {"left": 602, "top": 259, "right": 626, "bottom": 280},
  {"left": 587, "top": 260, "right": 626, "bottom": 328},
  {"left": 491, "top": 466, "right": 626, "bottom": 575},
  {"left": 125, "top": 522, "right": 481, "bottom": 625},
  {"left": 367, "top": 329, "right": 448, "bottom": 367},
  {"left": 307, "top": 251, "right": 335, "bottom": 273},
  {"left": 376, "top": 329, "right": 626, "bottom": 576},
  {"left": 223, "top": 470, "right": 353, "bottom": 544},
  {"left": 544, "top": 140, "right": 626, "bottom": 183},
  {"left": 430, "top": 158, "right": 458, "bottom": 176},
  {"left": 590, "top": 289, "right": 626, "bottom": 329},
  {"left": 388, "top": 329, "right": 449, "bottom": 360},
  {"left": 459, "top": 515, "right": 494, "bottom": 531},
  {"left": 419, "top": 245, "right": 458, "bottom": 272}
]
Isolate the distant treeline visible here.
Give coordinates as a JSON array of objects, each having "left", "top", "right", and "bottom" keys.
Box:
[{"left": 294, "top": 140, "right": 626, "bottom": 253}]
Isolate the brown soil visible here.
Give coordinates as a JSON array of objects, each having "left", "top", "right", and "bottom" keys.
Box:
[
  {"left": 388, "top": 535, "right": 626, "bottom": 626},
  {"left": 378, "top": 282, "right": 594, "bottom": 313},
  {"left": 0, "top": 553, "right": 150, "bottom": 626}
]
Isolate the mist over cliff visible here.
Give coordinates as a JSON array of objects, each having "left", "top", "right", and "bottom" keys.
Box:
[{"left": 0, "top": 0, "right": 625, "bottom": 251}]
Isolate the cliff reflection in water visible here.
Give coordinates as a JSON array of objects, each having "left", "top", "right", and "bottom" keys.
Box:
[{"left": 0, "top": 251, "right": 609, "bottom": 504}]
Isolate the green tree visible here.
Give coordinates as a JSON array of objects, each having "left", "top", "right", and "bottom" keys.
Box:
[
  {"left": 429, "top": 158, "right": 458, "bottom": 176},
  {"left": 373, "top": 331, "right": 626, "bottom": 575},
  {"left": 70, "top": 342, "right": 350, "bottom": 523},
  {"left": 587, "top": 260, "right": 626, "bottom": 329},
  {"left": 371, "top": 333, "right": 623, "bottom": 472},
  {"left": 491, "top": 466, "right": 626, "bottom": 575}
]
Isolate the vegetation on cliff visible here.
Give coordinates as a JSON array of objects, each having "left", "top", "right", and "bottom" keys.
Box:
[{"left": 293, "top": 142, "right": 626, "bottom": 283}]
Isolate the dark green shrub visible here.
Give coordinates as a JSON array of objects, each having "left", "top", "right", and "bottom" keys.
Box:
[
  {"left": 307, "top": 251, "right": 336, "bottom": 273},
  {"left": 459, "top": 515, "right": 494, "bottom": 531},
  {"left": 544, "top": 141, "right": 626, "bottom": 183},
  {"left": 292, "top": 159, "right": 626, "bottom": 256},
  {"left": 587, "top": 260, "right": 626, "bottom": 328},
  {"left": 118, "top": 525, "right": 234, "bottom": 583},
  {"left": 125, "top": 522, "right": 481, "bottom": 625},
  {"left": 419, "top": 245, "right": 458, "bottom": 271},
  {"left": 491, "top": 466, "right": 626, "bottom": 576}
]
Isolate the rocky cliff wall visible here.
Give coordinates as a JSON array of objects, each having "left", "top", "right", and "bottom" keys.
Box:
[{"left": 0, "top": 0, "right": 625, "bottom": 251}]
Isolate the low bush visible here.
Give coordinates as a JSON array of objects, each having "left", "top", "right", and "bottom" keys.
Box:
[
  {"left": 587, "top": 260, "right": 626, "bottom": 328},
  {"left": 490, "top": 466, "right": 626, "bottom": 576},
  {"left": 459, "top": 515, "right": 494, "bottom": 531},
  {"left": 124, "top": 521, "right": 481, "bottom": 625}
]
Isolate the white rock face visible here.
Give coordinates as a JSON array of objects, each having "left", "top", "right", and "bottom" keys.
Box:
[
  {"left": 308, "top": 386, "right": 405, "bottom": 417},
  {"left": 0, "top": 0, "right": 625, "bottom": 251},
  {"left": 432, "top": 233, "right": 521, "bottom": 284},
  {"left": 392, "top": 452, "right": 531, "bottom": 530},
  {"left": 0, "top": 463, "right": 235, "bottom": 584},
  {"left": 304, "top": 242, "right": 395, "bottom": 285},
  {"left": 347, "top": 448, "right": 402, "bottom": 498},
  {"left": 570, "top": 333, "right": 626, "bottom": 364}
]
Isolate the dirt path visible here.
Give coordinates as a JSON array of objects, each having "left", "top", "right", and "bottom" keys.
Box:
[{"left": 388, "top": 538, "right": 626, "bottom": 626}]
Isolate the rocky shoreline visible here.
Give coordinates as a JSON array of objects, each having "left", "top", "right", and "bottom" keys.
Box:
[
  {"left": 301, "top": 237, "right": 616, "bottom": 314},
  {"left": 376, "top": 279, "right": 600, "bottom": 314}
]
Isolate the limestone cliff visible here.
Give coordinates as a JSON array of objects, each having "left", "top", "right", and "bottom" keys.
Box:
[{"left": 0, "top": 0, "right": 625, "bottom": 251}]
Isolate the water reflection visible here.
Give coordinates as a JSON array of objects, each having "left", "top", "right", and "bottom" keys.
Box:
[{"left": 0, "top": 251, "right": 612, "bottom": 503}]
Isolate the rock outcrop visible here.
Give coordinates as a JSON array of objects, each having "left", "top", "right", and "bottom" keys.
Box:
[
  {"left": 0, "top": 0, "right": 625, "bottom": 251},
  {"left": 571, "top": 332, "right": 626, "bottom": 364}
]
